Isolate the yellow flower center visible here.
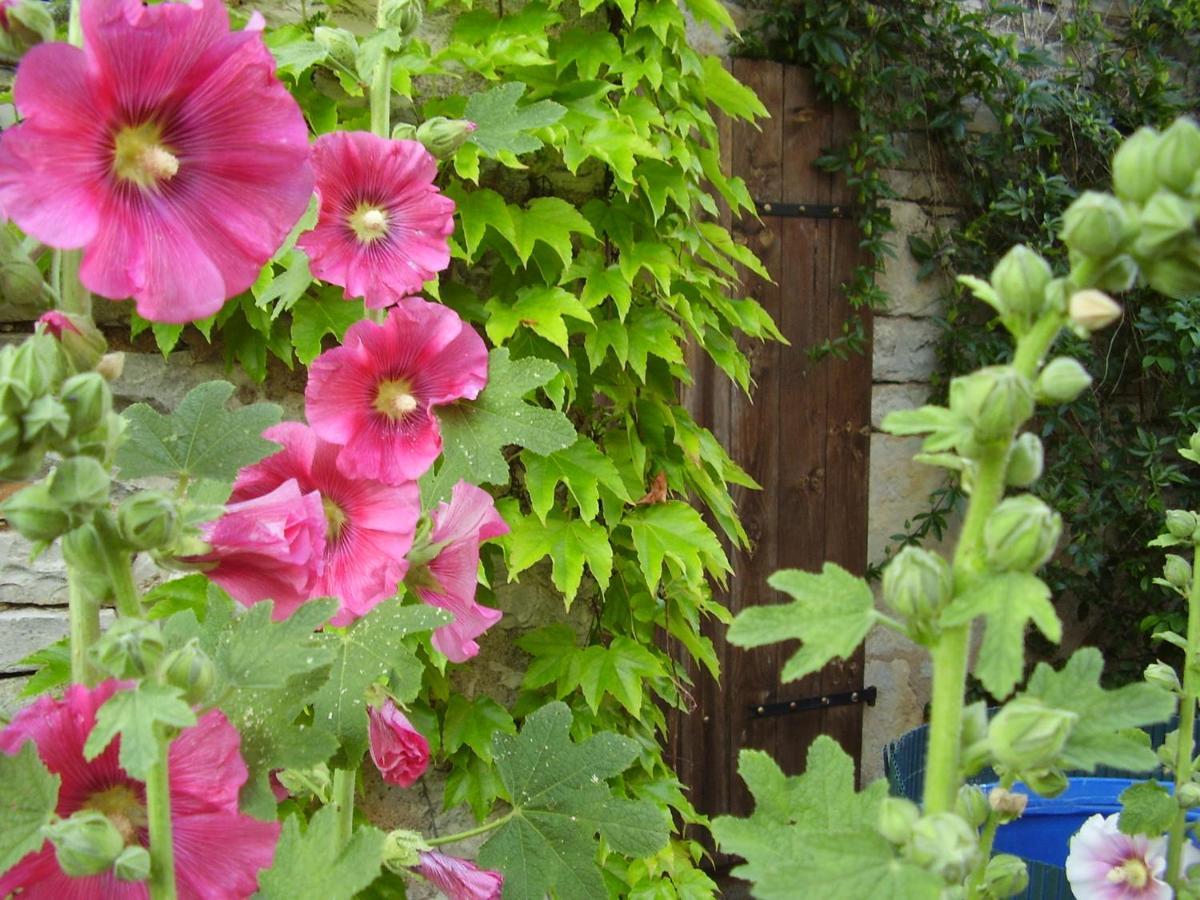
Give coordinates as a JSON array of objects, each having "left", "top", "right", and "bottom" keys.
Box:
[
  {"left": 1107, "top": 857, "right": 1151, "bottom": 889},
  {"left": 82, "top": 784, "right": 147, "bottom": 846},
  {"left": 374, "top": 379, "right": 418, "bottom": 421},
  {"left": 323, "top": 496, "right": 348, "bottom": 541},
  {"left": 112, "top": 123, "right": 179, "bottom": 189},
  {"left": 348, "top": 204, "right": 390, "bottom": 242}
]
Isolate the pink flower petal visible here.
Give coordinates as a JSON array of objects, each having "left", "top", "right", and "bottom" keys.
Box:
[
  {"left": 367, "top": 700, "right": 429, "bottom": 787},
  {"left": 417, "top": 851, "right": 503, "bottom": 900}
]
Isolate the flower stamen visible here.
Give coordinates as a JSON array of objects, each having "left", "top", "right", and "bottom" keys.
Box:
[
  {"left": 349, "top": 204, "right": 390, "bottom": 243},
  {"left": 1107, "top": 858, "right": 1151, "bottom": 889},
  {"left": 112, "top": 123, "right": 179, "bottom": 189},
  {"left": 374, "top": 379, "right": 419, "bottom": 421},
  {"left": 323, "top": 496, "right": 348, "bottom": 541},
  {"left": 83, "top": 785, "right": 147, "bottom": 845}
]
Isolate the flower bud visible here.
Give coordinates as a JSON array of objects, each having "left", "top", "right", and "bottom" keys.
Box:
[
  {"left": 989, "top": 699, "right": 1077, "bottom": 771},
  {"left": 956, "top": 784, "right": 989, "bottom": 829},
  {"left": 1165, "top": 555, "right": 1193, "bottom": 589},
  {"left": 949, "top": 366, "right": 1035, "bottom": 444},
  {"left": 59, "top": 372, "right": 111, "bottom": 437},
  {"left": 96, "top": 352, "right": 125, "bottom": 382},
  {"left": 984, "top": 854, "right": 1029, "bottom": 898},
  {"left": 381, "top": 0, "right": 422, "bottom": 36},
  {"left": 1159, "top": 730, "right": 1181, "bottom": 770},
  {"left": 988, "top": 786, "right": 1029, "bottom": 823},
  {"left": 905, "top": 812, "right": 980, "bottom": 883},
  {"left": 1144, "top": 253, "right": 1200, "bottom": 300},
  {"left": 1061, "top": 191, "right": 1130, "bottom": 258},
  {"left": 0, "top": 375, "right": 32, "bottom": 416},
  {"left": 47, "top": 456, "right": 110, "bottom": 524},
  {"left": 0, "top": 415, "right": 20, "bottom": 457},
  {"left": 381, "top": 828, "right": 431, "bottom": 872},
  {"left": 416, "top": 117, "right": 477, "bottom": 159},
  {"left": 313, "top": 26, "right": 357, "bottom": 69},
  {"left": 1178, "top": 782, "right": 1200, "bottom": 809},
  {"left": 93, "top": 618, "right": 167, "bottom": 679},
  {"left": 1135, "top": 191, "right": 1196, "bottom": 255},
  {"left": 0, "top": 446, "right": 42, "bottom": 481},
  {"left": 391, "top": 122, "right": 418, "bottom": 141},
  {"left": 160, "top": 638, "right": 215, "bottom": 704},
  {"left": 22, "top": 394, "right": 71, "bottom": 443},
  {"left": 117, "top": 491, "right": 181, "bottom": 551},
  {"left": 37, "top": 311, "right": 106, "bottom": 372},
  {"left": 1155, "top": 117, "right": 1200, "bottom": 193},
  {"left": 1022, "top": 767, "right": 1069, "bottom": 798},
  {"left": 983, "top": 495, "right": 1063, "bottom": 572},
  {"left": 1114, "top": 128, "right": 1162, "bottom": 203},
  {"left": 368, "top": 699, "right": 430, "bottom": 787},
  {"left": 113, "top": 845, "right": 151, "bottom": 882},
  {"left": 990, "top": 245, "right": 1053, "bottom": 321},
  {"left": 1068, "top": 289, "right": 1122, "bottom": 332},
  {"left": 1035, "top": 357, "right": 1093, "bottom": 404},
  {"left": 72, "top": 410, "right": 126, "bottom": 466},
  {"left": 961, "top": 701, "right": 991, "bottom": 777},
  {"left": 1090, "top": 253, "right": 1139, "bottom": 293},
  {"left": 12, "top": 333, "right": 66, "bottom": 398},
  {"left": 43, "top": 810, "right": 125, "bottom": 878},
  {"left": 0, "top": 0, "right": 55, "bottom": 57},
  {"left": 2, "top": 482, "right": 70, "bottom": 542},
  {"left": 877, "top": 797, "right": 921, "bottom": 845},
  {"left": 1005, "top": 433, "right": 1044, "bottom": 487},
  {"left": 882, "top": 545, "right": 953, "bottom": 626},
  {"left": 1145, "top": 661, "right": 1182, "bottom": 693},
  {"left": 1167, "top": 509, "right": 1199, "bottom": 541}
]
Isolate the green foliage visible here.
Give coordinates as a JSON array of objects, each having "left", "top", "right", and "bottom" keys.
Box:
[
  {"left": 477, "top": 701, "right": 670, "bottom": 899},
  {"left": 256, "top": 806, "right": 385, "bottom": 900},
  {"left": 711, "top": 738, "right": 943, "bottom": 900},
  {"left": 84, "top": 682, "right": 196, "bottom": 780},
  {"left": 0, "top": 742, "right": 60, "bottom": 873},
  {"left": 1118, "top": 780, "right": 1179, "bottom": 836}
]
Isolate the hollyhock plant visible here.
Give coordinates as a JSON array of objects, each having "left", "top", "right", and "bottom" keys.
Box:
[
  {"left": 230, "top": 421, "right": 420, "bottom": 624},
  {"left": 416, "top": 851, "right": 503, "bottom": 900},
  {"left": 195, "top": 478, "right": 326, "bottom": 620},
  {"left": 0, "top": 0, "right": 313, "bottom": 323},
  {"left": 305, "top": 299, "right": 488, "bottom": 484},
  {"left": 1065, "top": 813, "right": 1200, "bottom": 899},
  {"left": 0, "top": 681, "right": 279, "bottom": 898},
  {"left": 409, "top": 481, "right": 507, "bottom": 663},
  {"left": 298, "top": 131, "right": 456, "bottom": 309},
  {"left": 367, "top": 699, "right": 429, "bottom": 788}
]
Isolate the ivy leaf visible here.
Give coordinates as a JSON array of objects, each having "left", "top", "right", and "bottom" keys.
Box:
[
  {"left": 1021, "top": 647, "right": 1176, "bottom": 771},
  {"left": 712, "top": 739, "right": 942, "bottom": 900},
  {"left": 504, "top": 508, "right": 612, "bottom": 603},
  {"left": 450, "top": 186, "right": 518, "bottom": 259},
  {"left": 422, "top": 348, "right": 576, "bottom": 502},
  {"left": 117, "top": 381, "right": 282, "bottom": 483},
  {"left": 941, "top": 572, "right": 1062, "bottom": 700},
  {"left": 570, "top": 637, "right": 666, "bottom": 716},
  {"left": 512, "top": 197, "right": 595, "bottom": 268},
  {"left": 523, "top": 437, "right": 632, "bottom": 522},
  {"left": 256, "top": 806, "right": 384, "bottom": 900},
  {"left": 554, "top": 28, "right": 620, "bottom": 79},
  {"left": 484, "top": 285, "right": 593, "bottom": 353},
  {"left": 626, "top": 307, "right": 686, "bottom": 381},
  {"left": 0, "top": 742, "right": 60, "bottom": 873},
  {"left": 726, "top": 563, "right": 875, "bottom": 683},
  {"left": 442, "top": 695, "right": 516, "bottom": 763},
  {"left": 700, "top": 56, "right": 769, "bottom": 120},
  {"left": 1118, "top": 781, "right": 1178, "bottom": 836},
  {"left": 252, "top": 250, "right": 312, "bottom": 315},
  {"left": 465, "top": 82, "right": 566, "bottom": 157},
  {"left": 683, "top": 0, "right": 737, "bottom": 35},
  {"left": 291, "top": 295, "right": 364, "bottom": 365},
  {"left": 625, "top": 501, "right": 730, "bottom": 593},
  {"left": 84, "top": 682, "right": 197, "bottom": 779},
  {"left": 477, "top": 702, "right": 669, "bottom": 900},
  {"left": 312, "top": 600, "right": 448, "bottom": 761}
]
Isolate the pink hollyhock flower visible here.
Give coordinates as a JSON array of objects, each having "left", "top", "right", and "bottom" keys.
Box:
[
  {"left": 416, "top": 851, "right": 503, "bottom": 900},
  {"left": 1066, "top": 812, "right": 1200, "bottom": 899},
  {"left": 367, "top": 699, "right": 429, "bottom": 788},
  {"left": 0, "top": 0, "right": 313, "bottom": 323},
  {"left": 0, "top": 680, "right": 279, "bottom": 898},
  {"left": 231, "top": 422, "right": 420, "bottom": 625},
  {"left": 37, "top": 310, "right": 79, "bottom": 339},
  {"left": 305, "top": 299, "right": 488, "bottom": 484},
  {"left": 409, "top": 481, "right": 507, "bottom": 663},
  {"left": 194, "top": 478, "right": 326, "bottom": 620},
  {"left": 297, "top": 132, "right": 456, "bottom": 310}
]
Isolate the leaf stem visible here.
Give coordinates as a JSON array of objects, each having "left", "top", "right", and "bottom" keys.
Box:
[
  {"left": 332, "top": 767, "right": 357, "bottom": 847},
  {"left": 146, "top": 734, "right": 178, "bottom": 899},
  {"left": 67, "top": 566, "right": 101, "bottom": 686},
  {"left": 94, "top": 512, "right": 142, "bottom": 619},
  {"left": 1167, "top": 538, "right": 1200, "bottom": 887},
  {"left": 425, "top": 810, "right": 514, "bottom": 847}
]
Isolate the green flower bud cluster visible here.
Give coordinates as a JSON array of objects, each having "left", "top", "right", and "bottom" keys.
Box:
[
  {"left": 983, "top": 495, "right": 1063, "bottom": 573},
  {"left": 117, "top": 490, "right": 182, "bottom": 552},
  {"left": 903, "top": 812, "right": 981, "bottom": 883},
  {"left": 416, "top": 117, "right": 477, "bottom": 160},
  {"left": 3, "top": 455, "right": 112, "bottom": 543},
  {"left": 381, "top": 0, "right": 423, "bottom": 36},
  {"left": 882, "top": 546, "right": 954, "bottom": 644},
  {"left": 1145, "top": 660, "right": 1182, "bottom": 693},
  {"left": 988, "top": 698, "right": 1076, "bottom": 787},
  {"left": 43, "top": 810, "right": 127, "bottom": 877},
  {"left": 948, "top": 366, "right": 1035, "bottom": 447},
  {"left": 90, "top": 619, "right": 217, "bottom": 705},
  {"left": 984, "top": 245, "right": 1055, "bottom": 336},
  {"left": 1166, "top": 509, "right": 1200, "bottom": 544},
  {"left": 983, "top": 854, "right": 1029, "bottom": 898}
]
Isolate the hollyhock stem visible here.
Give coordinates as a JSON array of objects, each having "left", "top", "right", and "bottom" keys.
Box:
[
  {"left": 67, "top": 568, "right": 101, "bottom": 685},
  {"left": 95, "top": 512, "right": 143, "bottom": 618},
  {"left": 425, "top": 810, "right": 514, "bottom": 846},
  {"left": 369, "top": 1, "right": 391, "bottom": 140},
  {"left": 146, "top": 734, "right": 178, "bottom": 899},
  {"left": 333, "top": 767, "right": 357, "bottom": 846},
  {"left": 1167, "top": 539, "right": 1200, "bottom": 886}
]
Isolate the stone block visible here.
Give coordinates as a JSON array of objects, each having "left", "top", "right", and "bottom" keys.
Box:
[
  {"left": 873, "top": 316, "right": 941, "bottom": 383},
  {"left": 871, "top": 383, "right": 930, "bottom": 429},
  {"left": 879, "top": 201, "right": 948, "bottom": 318},
  {"left": 867, "top": 432, "right": 961, "bottom": 564},
  {"left": 0, "top": 532, "right": 161, "bottom": 606},
  {"left": 0, "top": 607, "right": 115, "bottom": 672}
]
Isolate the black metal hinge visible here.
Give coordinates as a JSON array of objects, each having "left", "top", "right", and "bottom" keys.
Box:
[
  {"left": 749, "top": 685, "right": 877, "bottom": 719},
  {"left": 755, "top": 200, "right": 855, "bottom": 219}
]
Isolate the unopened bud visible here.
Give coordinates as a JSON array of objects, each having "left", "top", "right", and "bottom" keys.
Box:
[
  {"left": 1006, "top": 433, "right": 1044, "bottom": 487},
  {"left": 1155, "top": 117, "right": 1200, "bottom": 193},
  {"left": 2, "top": 482, "right": 70, "bottom": 542},
  {"left": 1062, "top": 191, "right": 1130, "bottom": 258},
  {"left": 0, "top": 446, "right": 42, "bottom": 481},
  {"left": 113, "top": 845, "right": 150, "bottom": 882},
  {"left": 1022, "top": 767, "right": 1069, "bottom": 798},
  {"left": 0, "top": 415, "right": 20, "bottom": 457},
  {"left": 989, "top": 699, "right": 1076, "bottom": 771},
  {"left": 983, "top": 494, "right": 1062, "bottom": 572},
  {"left": 984, "top": 854, "right": 1029, "bottom": 898},
  {"left": 1135, "top": 191, "right": 1196, "bottom": 255},
  {"left": 381, "top": 0, "right": 422, "bottom": 35},
  {"left": 961, "top": 701, "right": 991, "bottom": 777},
  {"left": 391, "top": 122, "right": 418, "bottom": 141},
  {"left": 882, "top": 545, "right": 953, "bottom": 627},
  {"left": 117, "top": 491, "right": 180, "bottom": 551},
  {"left": 1145, "top": 253, "right": 1200, "bottom": 300},
  {"left": 991, "top": 245, "right": 1053, "bottom": 322},
  {"left": 1068, "top": 289, "right": 1122, "bottom": 332},
  {"left": 43, "top": 810, "right": 125, "bottom": 877},
  {"left": 905, "top": 812, "right": 980, "bottom": 883},
  {"left": 1165, "top": 555, "right": 1193, "bottom": 589},
  {"left": 1145, "top": 661, "right": 1181, "bottom": 693},
  {"left": 1035, "top": 357, "right": 1093, "bottom": 404},
  {"left": 93, "top": 618, "right": 166, "bottom": 679},
  {"left": 1179, "top": 782, "right": 1200, "bottom": 809},
  {"left": 95, "top": 352, "right": 125, "bottom": 382},
  {"left": 949, "top": 366, "right": 1035, "bottom": 443},
  {"left": 988, "top": 787, "right": 1029, "bottom": 823},
  {"left": 1167, "top": 509, "right": 1199, "bottom": 541},
  {"left": 59, "top": 372, "right": 111, "bottom": 437},
  {"left": 313, "top": 26, "right": 357, "bottom": 69},
  {"left": 47, "top": 456, "right": 110, "bottom": 524},
  {"left": 381, "top": 828, "right": 431, "bottom": 873},
  {"left": 956, "top": 784, "right": 989, "bottom": 829},
  {"left": 37, "top": 311, "right": 106, "bottom": 372},
  {"left": 416, "top": 117, "right": 477, "bottom": 159},
  {"left": 1090, "top": 253, "right": 1139, "bottom": 293},
  {"left": 1114, "top": 128, "right": 1162, "bottom": 203},
  {"left": 0, "top": 376, "right": 31, "bottom": 416},
  {"left": 22, "top": 394, "right": 71, "bottom": 443},
  {"left": 877, "top": 797, "right": 921, "bottom": 845},
  {"left": 12, "top": 333, "right": 66, "bottom": 398},
  {"left": 160, "top": 638, "right": 215, "bottom": 705}
]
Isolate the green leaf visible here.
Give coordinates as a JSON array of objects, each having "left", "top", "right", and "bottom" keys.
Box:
[
  {"left": 451, "top": 187, "right": 518, "bottom": 258},
  {"left": 726, "top": 563, "right": 875, "bottom": 683},
  {"left": 504, "top": 509, "right": 613, "bottom": 603},
  {"left": 523, "top": 437, "right": 632, "bottom": 522},
  {"left": 0, "top": 742, "right": 60, "bottom": 873},
  {"left": 465, "top": 82, "right": 566, "bottom": 157},
  {"left": 700, "top": 56, "right": 768, "bottom": 120},
  {"left": 555, "top": 28, "right": 620, "bottom": 79},
  {"left": 264, "top": 26, "right": 327, "bottom": 78},
  {"left": 442, "top": 695, "right": 516, "bottom": 762},
  {"left": 117, "top": 381, "right": 282, "bottom": 483},
  {"left": 84, "top": 682, "right": 197, "bottom": 779},
  {"left": 312, "top": 600, "right": 448, "bottom": 761},
  {"left": 17, "top": 639, "right": 70, "bottom": 698},
  {"left": 1118, "top": 781, "right": 1178, "bottom": 836},
  {"left": 256, "top": 807, "right": 384, "bottom": 900},
  {"left": 712, "top": 739, "right": 941, "bottom": 900},
  {"left": 1022, "top": 647, "right": 1176, "bottom": 771},
  {"left": 626, "top": 501, "right": 730, "bottom": 594},
  {"left": 570, "top": 636, "right": 665, "bottom": 716},
  {"left": 291, "top": 295, "right": 364, "bottom": 365},
  {"left": 683, "top": 0, "right": 737, "bottom": 34},
  {"left": 880, "top": 405, "right": 970, "bottom": 453},
  {"left": 252, "top": 250, "right": 312, "bottom": 315},
  {"left": 422, "top": 348, "right": 576, "bottom": 502},
  {"left": 941, "top": 572, "right": 1062, "bottom": 699},
  {"left": 513, "top": 197, "right": 596, "bottom": 268},
  {"left": 626, "top": 308, "right": 686, "bottom": 381},
  {"left": 477, "top": 702, "right": 669, "bottom": 900},
  {"left": 484, "top": 285, "right": 593, "bottom": 352}
]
